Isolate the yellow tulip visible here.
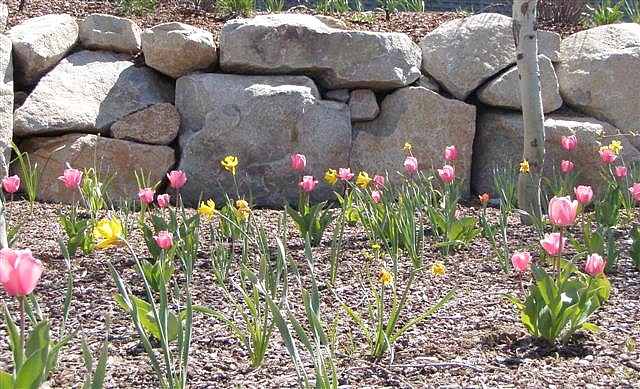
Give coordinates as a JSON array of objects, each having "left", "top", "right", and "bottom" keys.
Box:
[
  {"left": 93, "top": 217, "right": 123, "bottom": 249},
  {"left": 324, "top": 169, "right": 338, "bottom": 185}
]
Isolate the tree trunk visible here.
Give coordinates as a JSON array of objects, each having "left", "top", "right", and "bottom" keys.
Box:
[{"left": 513, "top": 0, "right": 545, "bottom": 225}]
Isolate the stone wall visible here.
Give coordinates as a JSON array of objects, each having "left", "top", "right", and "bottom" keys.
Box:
[{"left": 2, "top": 12, "right": 639, "bottom": 207}]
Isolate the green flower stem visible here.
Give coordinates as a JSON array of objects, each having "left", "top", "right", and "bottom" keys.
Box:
[{"left": 19, "top": 296, "right": 25, "bottom": 363}]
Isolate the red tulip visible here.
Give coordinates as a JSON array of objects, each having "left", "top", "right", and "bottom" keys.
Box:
[
  {"left": 58, "top": 167, "right": 83, "bottom": 189},
  {"left": 548, "top": 196, "right": 578, "bottom": 226},
  {"left": 561, "top": 135, "right": 577, "bottom": 152},
  {"left": 138, "top": 188, "right": 155, "bottom": 205},
  {"left": 584, "top": 253, "right": 605, "bottom": 276},
  {"left": 444, "top": 145, "right": 457, "bottom": 161},
  {"left": 167, "top": 170, "right": 187, "bottom": 189},
  {"left": 574, "top": 185, "right": 593, "bottom": 205},
  {"left": 291, "top": 154, "right": 306, "bottom": 172},
  {"left": 403, "top": 156, "right": 418, "bottom": 174},
  {"left": 2, "top": 175, "right": 20, "bottom": 193},
  {"left": 157, "top": 193, "right": 170, "bottom": 208},
  {"left": 437, "top": 164, "right": 455, "bottom": 183},
  {"left": 511, "top": 251, "right": 531, "bottom": 272},
  {"left": 154, "top": 230, "right": 173, "bottom": 250},
  {"left": 0, "top": 248, "right": 43, "bottom": 297},
  {"left": 560, "top": 160, "right": 574, "bottom": 174},
  {"left": 540, "top": 232, "right": 567, "bottom": 256},
  {"left": 299, "top": 175, "right": 318, "bottom": 192}
]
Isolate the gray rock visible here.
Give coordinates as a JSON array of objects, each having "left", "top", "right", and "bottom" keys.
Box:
[
  {"left": 420, "top": 13, "right": 560, "bottom": 99},
  {"left": 556, "top": 23, "right": 640, "bottom": 149},
  {"left": 0, "top": 4, "right": 8, "bottom": 32},
  {"left": 79, "top": 13, "right": 142, "bottom": 54},
  {"left": 220, "top": 14, "right": 421, "bottom": 90},
  {"left": 324, "top": 89, "right": 350, "bottom": 103},
  {"left": 414, "top": 75, "right": 440, "bottom": 92},
  {"left": 477, "top": 55, "right": 562, "bottom": 113},
  {"left": 313, "top": 15, "right": 348, "bottom": 29},
  {"left": 141, "top": 22, "right": 217, "bottom": 78},
  {"left": 349, "top": 89, "right": 379, "bottom": 122},
  {"left": 7, "top": 14, "right": 78, "bottom": 86},
  {"left": 18, "top": 133, "right": 175, "bottom": 204},
  {"left": 14, "top": 50, "right": 174, "bottom": 137},
  {"left": 175, "top": 73, "right": 351, "bottom": 207},
  {"left": 0, "top": 35, "right": 12, "bottom": 175},
  {"left": 472, "top": 109, "right": 640, "bottom": 197},
  {"left": 111, "top": 103, "right": 180, "bottom": 145},
  {"left": 351, "top": 86, "right": 476, "bottom": 193}
]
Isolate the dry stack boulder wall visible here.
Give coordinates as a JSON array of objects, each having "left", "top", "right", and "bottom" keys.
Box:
[
  {"left": 556, "top": 23, "right": 640, "bottom": 148},
  {"left": 13, "top": 50, "right": 174, "bottom": 136},
  {"left": 351, "top": 87, "right": 476, "bottom": 193},
  {"left": 79, "top": 13, "right": 142, "bottom": 54},
  {"left": 7, "top": 14, "right": 78, "bottom": 87},
  {"left": 0, "top": 34, "right": 12, "bottom": 174},
  {"left": 219, "top": 14, "right": 422, "bottom": 90},
  {"left": 175, "top": 73, "right": 351, "bottom": 208},
  {"left": 419, "top": 13, "right": 560, "bottom": 100}
]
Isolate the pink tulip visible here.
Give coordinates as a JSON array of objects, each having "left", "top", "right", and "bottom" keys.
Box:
[
  {"left": 561, "top": 135, "right": 577, "bottom": 152},
  {"left": 560, "top": 160, "right": 574, "bottom": 174},
  {"left": 454, "top": 210, "right": 462, "bottom": 220},
  {"left": 599, "top": 148, "right": 617, "bottom": 164},
  {"left": 371, "top": 190, "right": 382, "bottom": 203},
  {"left": 138, "top": 188, "right": 155, "bottom": 205},
  {"left": 167, "top": 170, "right": 187, "bottom": 189},
  {"left": 629, "top": 183, "right": 640, "bottom": 201},
  {"left": 291, "top": 154, "right": 306, "bottom": 172},
  {"left": 584, "top": 253, "right": 605, "bottom": 276},
  {"left": 0, "top": 248, "right": 43, "bottom": 297},
  {"left": 540, "top": 232, "right": 567, "bottom": 257},
  {"left": 338, "top": 168, "right": 354, "bottom": 181},
  {"left": 58, "top": 167, "right": 83, "bottom": 189},
  {"left": 548, "top": 196, "right": 578, "bottom": 226},
  {"left": 403, "top": 156, "right": 418, "bottom": 174},
  {"left": 574, "top": 185, "right": 594, "bottom": 205},
  {"left": 437, "top": 164, "right": 455, "bottom": 183},
  {"left": 373, "top": 175, "right": 385, "bottom": 189},
  {"left": 444, "top": 145, "right": 457, "bottom": 161},
  {"left": 2, "top": 175, "right": 20, "bottom": 193},
  {"left": 157, "top": 193, "right": 170, "bottom": 208},
  {"left": 299, "top": 175, "right": 318, "bottom": 192},
  {"left": 154, "top": 230, "right": 173, "bottom": 250},
  {"left": 511, "top": 251, "right": 531, "bottom": 272},
  {"left": 615, "top": 166, "right": 628, "bottom": 177}
]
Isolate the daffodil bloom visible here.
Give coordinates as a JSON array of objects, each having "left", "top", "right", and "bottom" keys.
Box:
[
  {"left": 371, "top": 243, "right": 381, "bottom": 250},
  {"left": 403, "top": 142, "right": 412, "bottom": 151},
  {"left": 356, "top": 171, "right": 373, "bottom": 188},
  {"left": 324, "top": 169, "right": 338, "bottom": 185},
  {"left": 431, "top": 261, "right": 446, "bottom": 276},
  {"left": 93, "top": 217, "right": 123, "bottom": 249},
  {"left": 235, "top": 199, "right": 250, "bottom": 220},
  {"left": 519, "top": 160, "right": 530, "bottom": 173},
  {"left": 609, "top": 140, "right": 623, "bottom": 155},
  {"left": 221, "top": 155, "right": 239, "bottom": 175},
  {"left": 198, "top": 199, "right": 217, "bottom": 221},
  {"left": 379, "top": 268, "right": 392, "bottom": 285}
]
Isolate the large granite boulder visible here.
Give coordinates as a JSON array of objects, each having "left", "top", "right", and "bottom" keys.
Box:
[
  {"left": 556, "top": 23, "right": 640, "bottom": 149},
  {"left": 111, "top": 103, "right": 180, "bottom": 145},
  {"left": 7, "top": 14, "right": 78, "bottom": 86},
  {"left": 141, "top": 22, "right": 217, "bottom": 78},
  {"left": 0, "top": 35, "right": 12, "bottom": 175},
  {"left": 219, "top": 14, "right": 421, "bottom": 90},
  {"left": 14, "top": 50, "right": 174, "bottom": 137},
  {"left": 18, "top": 133, "right": 175, "bottom": 204},
  {"left": 351, "top": 86, "right": 476, "bottom": 193},
  {"left": 79, "top": 13, "right": 142, "bottom": 54},
  {"left": 477, "top": 55, "right": 562, "bottom": 113},
  {"left": 419, "top": 13, "right": 560, "bottom": 99},
  {"left": 472, "top": 109, "right": 640, "bottom": 196},
  {"left": 349, "top": 89, "right": 379, "bottom": 122},
  {"left": 175, "top": 73, "right": 351, "bottom": 207}
]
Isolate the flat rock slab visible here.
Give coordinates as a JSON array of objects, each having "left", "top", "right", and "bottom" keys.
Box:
[
  {"left": 14, "top": 50, "right": 174, "bottom": 137},
  {"left": 352, "top": 86, "right": 476, "bottom": 193},
  {"left": 176, "top": 73, "right": 351, "bottom": 207},
  {"left": 7, "top": 14, "right": 78, "bottom": 86},
  {"left": 420, "top": 13, "right": 560, "bottom": 100},
  {"left": 557, "top": 23, "right": 640, "bottom": 149},
  {"left": 18, "top": 133, "right": 175, "bottom": 204},
  {"left": 111, "top": 103, "right": 180, "bottom": 145},
  {"left": 220, "top": 14, "right": 422, "bottom": 90},
  {"left": 472, "top": 109, "right": 640, "bottom": 197},
  {"left": 79, "top": 13, "right": 142, "bottom": 54}
]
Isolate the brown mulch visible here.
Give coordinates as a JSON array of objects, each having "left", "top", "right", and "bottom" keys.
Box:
[{"left": 0, "top": 198, "right": 638, "bottom": 388}]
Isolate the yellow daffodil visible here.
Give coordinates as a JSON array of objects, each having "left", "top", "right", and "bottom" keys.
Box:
[
  {"left": 608, "top": 140, "right": 623, "bottom": 155},
  {"left": 403, "top": 142, "right": 412, "bottom": 151},
  {"left": 599, "top": 145, "right": 608, "bottom": 153},
  {"left": 198, "top": 199, "right": 217, "bottom": 221},
  {"left": 356, "top": 171, "right": 373, "bottom": 188},
  {"left": 235, "top": 199, "right": 250, "bottom": 220},
  {"left": 371, "top": 243, "right": 381, "bottom": 250},
  {"left": 221, "top": 155, "right": 239, "bottom": 175},
  {"left": 93, "top": 217, "right": 123, "bottom": 249},
  {"left": 431, "top": 261, "right": 446, "bottom": 276},
  {"left": 379, "top": 268, "right": 392, "bottom": 285},
  {"left": 519, "top": 160, "right": 530, "bottom": 174},
  {"left": 324, "top": 169, "right": 338, "bottom": 185}
]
